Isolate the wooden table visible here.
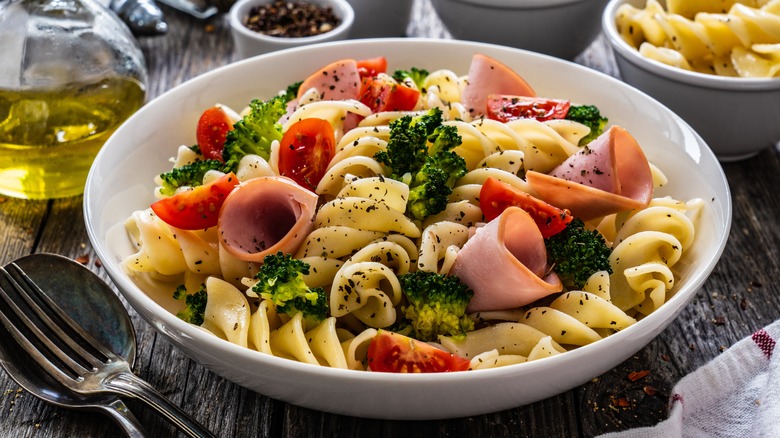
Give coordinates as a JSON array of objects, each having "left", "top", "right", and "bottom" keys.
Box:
[{"left": 1, "top": 1, "right": 779, "bottom": 436}]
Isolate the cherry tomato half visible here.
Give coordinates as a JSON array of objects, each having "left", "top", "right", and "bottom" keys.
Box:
[
  {"left": 486, "top": 95, "right": 571, "bottom": 123},
  {"left": 367, "top": 331, "right": 471, "bottom": 373},
  {"left": 278, "top": 118, "right": 336, "bottom": 191},
  {"left": 479, "top": 177, "right": 573, "bottom": 238},
  {"left": 151, "top": 172, "right": 239, "bottom": 230},
  {"left": 196, "top": 105, "right": 234, "bottom": 162},
  {"left": 359, "top": 76, "right": 420, "bottom": 114},
  {"left": 356, "top": 56, "right": 388, "bottom": 78}
]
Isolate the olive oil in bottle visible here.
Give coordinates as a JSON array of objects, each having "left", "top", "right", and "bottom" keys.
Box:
[{"left": 0, "top": 77, "right": 145, "bottom": 199}]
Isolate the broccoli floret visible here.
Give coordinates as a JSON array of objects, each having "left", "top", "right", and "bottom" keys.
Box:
[
  {"left": 173, "top": 283, "right": 208, "bottom": 325},
  {"left": 222, "top": 95, "right": 290, "bottom": 172},
  {"left": 392, "top": 67, "right": 430, "bottom": 90},
  {"left": 157, "top": 159, "right": 225, "bottom": 196},
  {"left": 565, "top": 105, "right": 608, "bottom": 145},
  {"left": 278, "top": 287, "right": 328, "bottom": 328},
  {"left": 397, "top": 271, "right": 474, "bottom": 342},
  {"left": 374, "top": 108, "right": 466, "bottom": 220},
  {"left": 407, "top": 163, "right": 450, "bottom": 221},
  {"left": 283, "top": 81, "right": 302, "bottom": 101},
  {"left": 545, "top": 218, "right": 613, "bottom": 289},
  {"left": 375, "top": 109, "right": 442, "bottom": 178},
  {"left": 252, "top": 252, "right": 328, "bottom": 327}
]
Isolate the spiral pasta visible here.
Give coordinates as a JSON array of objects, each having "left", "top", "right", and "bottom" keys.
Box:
[
  {"left": 615, "top": 0, "right": 780, "bottom": 77},
  {"left": 118, "top": 56, "right": 706, "bottom": 373}
]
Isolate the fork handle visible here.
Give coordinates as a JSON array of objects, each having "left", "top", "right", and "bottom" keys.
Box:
[
  {"left": 103, "top": 398, "right": 148, "bottom": 438},
  {"left": 104, "top": 372, "right": 217, "bottom": 438}
]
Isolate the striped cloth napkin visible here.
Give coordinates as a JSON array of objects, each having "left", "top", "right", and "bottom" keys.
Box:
[{"left": 599, "top": 320, "right": 780, "bottom": 438}]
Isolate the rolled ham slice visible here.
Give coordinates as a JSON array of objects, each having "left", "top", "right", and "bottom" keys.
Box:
[
  {"left": 461, "top": 53, "right": 536, "bottom": 118},
  {"left": 218, "top": 176, "right": 318, "bottom": 262},
  {"left": 451, "top": 207, "right": 562, "bottom": 313},
  {"left": 526, "top": 126, "right": 653, "bottom": 221},
  {"left": 297, "top": 59, "right": 361, "bottom": 101}
]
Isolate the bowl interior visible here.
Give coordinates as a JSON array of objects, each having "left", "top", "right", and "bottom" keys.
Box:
[{"left": 84, "top": 38, "right": 731, "bottom": 419}]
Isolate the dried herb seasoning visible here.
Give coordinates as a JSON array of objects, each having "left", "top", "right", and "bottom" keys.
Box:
[{"left": 244, "top": 1, "right": 341, "bottom": 38}]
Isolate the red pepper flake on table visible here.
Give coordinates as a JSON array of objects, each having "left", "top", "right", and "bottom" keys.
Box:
[
  {"left": 244, "top": 1, "right": 341, "bottom": 38},
  {"left": 627, "top": 370, "right": 650, "bottom": 382}
]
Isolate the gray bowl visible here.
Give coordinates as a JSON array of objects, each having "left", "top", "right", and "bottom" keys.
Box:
[
  {"left": 602, "top": 0, "right": 780, "bottom": 162},
  {"left": 431, "top": 0, "right": 609, "bottom": 60}
]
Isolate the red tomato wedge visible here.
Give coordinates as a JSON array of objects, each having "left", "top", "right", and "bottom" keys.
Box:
[
  {"left": 358, "top": 76, "right": 420, "bottom": 113},
  {"left": 486, "top": 95, "right": 571, "bottom": 123},
  {"left": 357, "top": 56, "right": 388, "bottom": 78},
  {"left": 367, "top": 331, "right": 470, "bottom": 373},
  {"left": 151, "top": 172, "right": 239, "bottom": 230},
  {"left": 278, "top": 118, "right": 336, "bottom": 191},
  {"left": 196, "top": 105, "right": 234, "bottom": 162},
  {"left": 479, "top": 177, "right": 573, "bottom": 238}
]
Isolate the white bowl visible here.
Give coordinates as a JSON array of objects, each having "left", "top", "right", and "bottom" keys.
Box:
[
  {"left": 345, "top": 0, "right": 413, "bottom": 38},
  {"left": 430, "top": 0, "right": 609, "bottom": 59},
  {"left": 602, "top": 0, "right": 780, "bottom": 162},
  {"left": 84, "top": 38, "right": 731, "bottom": 420},
  {"left": 229, "top": 0, "right": 354, "bottom": 59}
]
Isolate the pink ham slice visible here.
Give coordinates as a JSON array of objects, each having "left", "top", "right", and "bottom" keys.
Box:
[
  {"left": 526, "top": 126, "right": 653, "bottom": 221},
  {"left": 297, "top": 58, "right": 361, "bottom": 101},
  {"left": 218, "top": 176, "right": 318, "bottom": 262},
  {"left": 451, "top": 207, "right": 562, "bottom": 313},
  {"left": 461, "top": 53, "right": 536, "bottom": 118}
]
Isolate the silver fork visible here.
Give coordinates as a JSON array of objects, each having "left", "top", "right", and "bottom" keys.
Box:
[{"left": 0, "top": 262, "right": 217, "bottom": 438}]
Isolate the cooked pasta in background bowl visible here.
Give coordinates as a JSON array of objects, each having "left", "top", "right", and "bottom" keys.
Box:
[
  {"left": 602, "top": 0, "right": 780, "bottom": 162},
  {"left": 84, "top": 38, "right": 731, "bottom": 420}
]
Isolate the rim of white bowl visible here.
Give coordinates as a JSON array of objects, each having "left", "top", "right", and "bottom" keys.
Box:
[
  {"left": 229, "top": 0, "right": 354, "bottom": 43},
  {"left": 602, "top": 0, "right": 780, "bottom": 91}
]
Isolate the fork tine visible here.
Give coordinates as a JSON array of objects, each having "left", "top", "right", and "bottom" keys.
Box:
[
  {"left": 6, "top": 262, "right": 116, "bottom": 362},
  {"left": 0, "top": 272, "right": 82, "bottom": 385},
  {"left": 0, "top": 264, "right": 108, "bottom": 378}
]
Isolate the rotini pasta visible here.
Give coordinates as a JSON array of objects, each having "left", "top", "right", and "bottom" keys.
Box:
[
  {"left": 119, "top": 54, "right": 704, "bottom": 374},
  {"left": 615, "top": 0, "right": 780, "bottom": 77}
]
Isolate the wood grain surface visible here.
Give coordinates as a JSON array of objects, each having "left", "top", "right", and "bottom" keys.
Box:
[{"left": 1, "top": 1, "right": 778, "bottom": 436}]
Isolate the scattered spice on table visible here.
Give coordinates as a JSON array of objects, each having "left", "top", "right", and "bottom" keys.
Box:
[
  {"left": 627, "top": 370, "right": 650, "bottom": 382},
  {"left": 244, "top": 1, "right": 341, "bottom": 38}
]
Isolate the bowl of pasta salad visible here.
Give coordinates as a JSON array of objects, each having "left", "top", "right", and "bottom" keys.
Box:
[
  {"left": 84, "top": 38, "right": 731, "bottom": 419},
  {"left": 603, "top": 0, "right": 780, "bottom": 162}
]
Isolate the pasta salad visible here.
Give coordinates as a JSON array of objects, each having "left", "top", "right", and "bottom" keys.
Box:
[{"left": 120, "top": 54, "right": 703, "bottom": 373}]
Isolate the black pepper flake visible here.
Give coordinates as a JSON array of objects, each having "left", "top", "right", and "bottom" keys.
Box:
[{"left": 243, "top": 1, "right": 341, "bottom": 38}]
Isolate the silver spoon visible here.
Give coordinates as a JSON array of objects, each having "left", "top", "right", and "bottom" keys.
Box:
[{"left": 0, "top": 253, "right": 145, "bottom": 437}]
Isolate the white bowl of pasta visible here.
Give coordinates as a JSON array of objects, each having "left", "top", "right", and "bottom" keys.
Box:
[
  {"left": 603, "top": 0, "right": 780, "bottom": 162},
  {"left": 84, "top": 38, "right": 731, "bottom": 420}
]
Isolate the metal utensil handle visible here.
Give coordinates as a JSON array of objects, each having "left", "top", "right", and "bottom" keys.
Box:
[
  {"left": 103, "top": 398, "right": 149, "bottom": 438},
  {"left": 104, "top": 372, "right": 217, "bottom": 438}
]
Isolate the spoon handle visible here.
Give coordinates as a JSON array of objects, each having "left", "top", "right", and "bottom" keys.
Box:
[
  {"left": 102, "top": 398, "right": 148, "bottom": 438},
  {"left": 104, "top": 372, "right": 217, "bottom": 438}
]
